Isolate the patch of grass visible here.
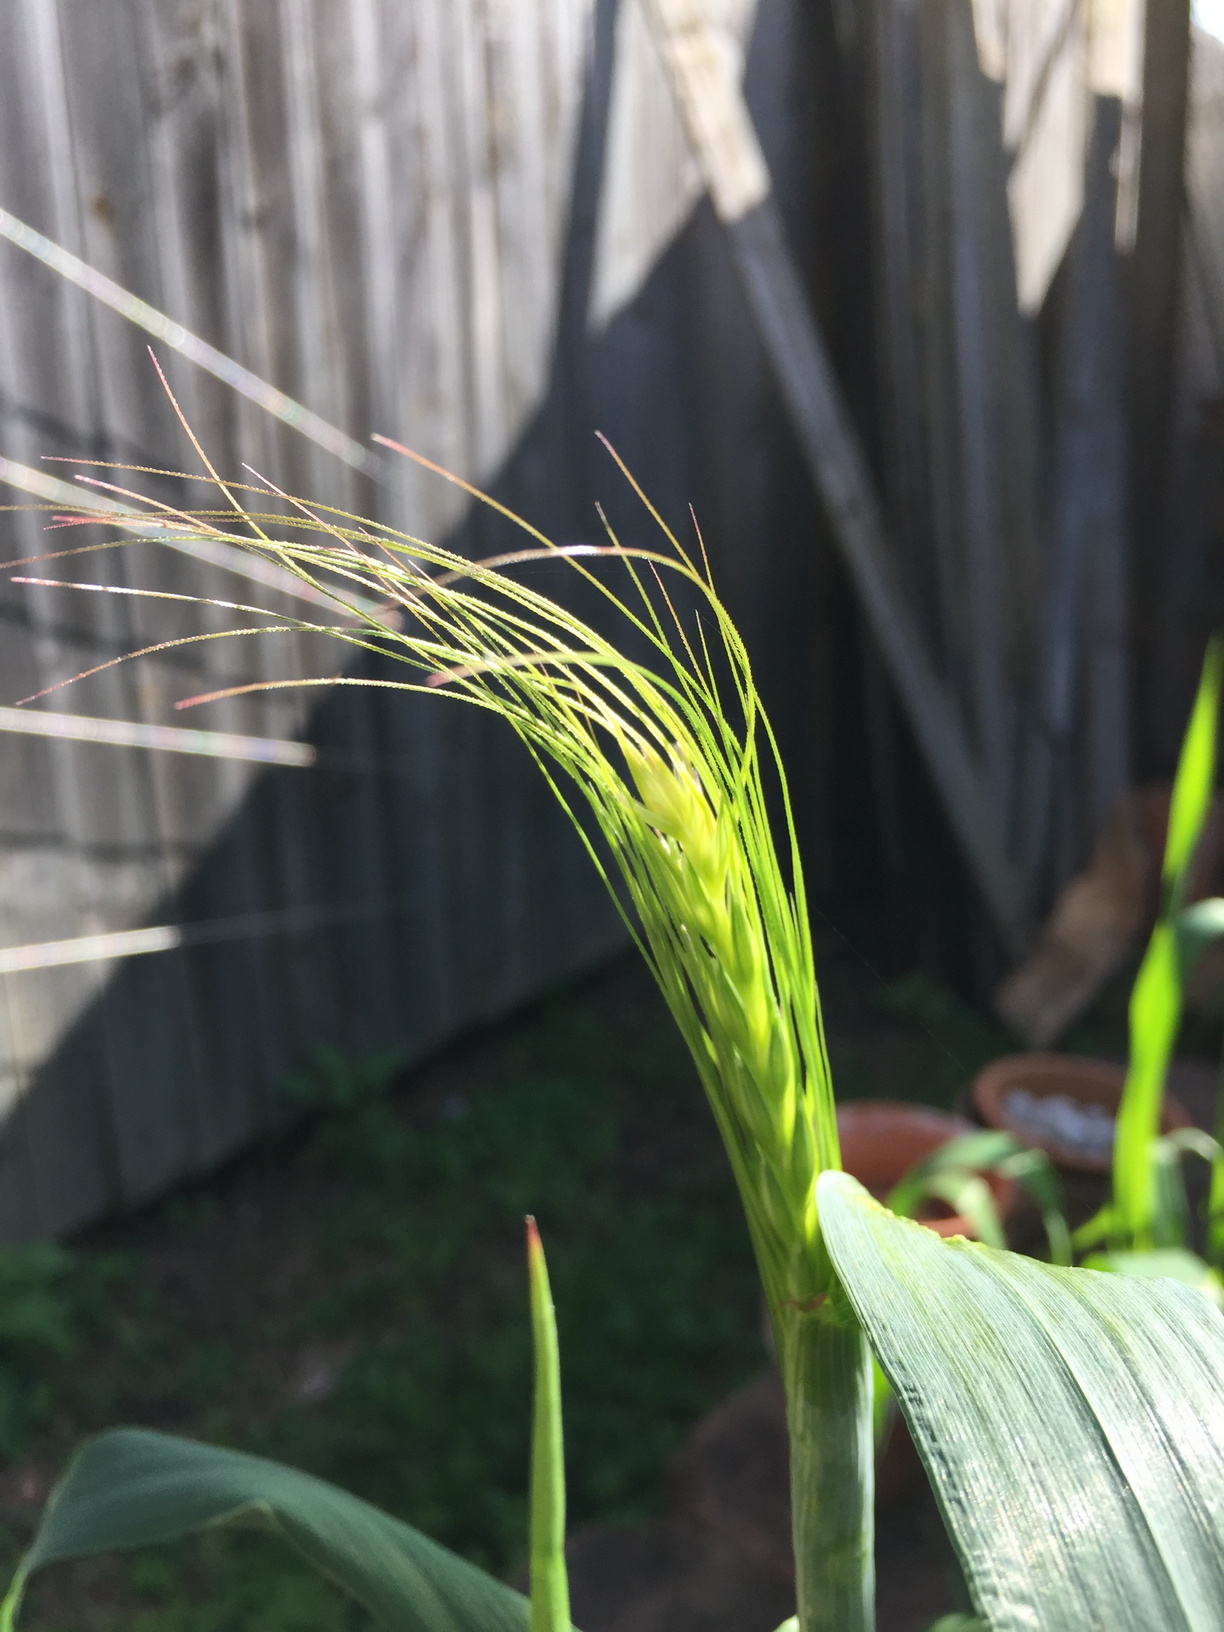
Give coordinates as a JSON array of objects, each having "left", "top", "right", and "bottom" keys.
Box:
[
  {"left": 260, "top": 1049, "right": 761, "bottom": 1569},
  {"left": 1, "top": 964, "right": 764, "bottom": 1629},
  {"left": 0, "top": 949, "right": 1028, "bottom": 1630}
]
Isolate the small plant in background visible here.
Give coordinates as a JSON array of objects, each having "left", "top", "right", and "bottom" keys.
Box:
[
  {"left": 0, "top": 988, "right": 766, "bottom": 1630},
  {"left": 1072, "top": 636, "right": 1224, "bottom": 1298},
  {"left": 0, "top": 1242, "right": 136, "bottom": 1468},
  {"left": 887, "top": 1130, "right": 1071, "bottom": 1265},
  {"left": 895, "top": 634, "right": 1224, "bottom": 1298},
  {"left": 6, "top": 402, "right": 1224, "bottom": 1630}
]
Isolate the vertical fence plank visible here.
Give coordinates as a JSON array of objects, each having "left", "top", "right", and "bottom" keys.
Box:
[
  {"left": 0, "top": 0, "right": 847, "bottom": 1241},
  {"left": 0, "top": 0, "right": 619, "bottom": 1237}
]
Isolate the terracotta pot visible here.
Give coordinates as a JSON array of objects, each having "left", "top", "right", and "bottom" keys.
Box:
[
  {"left": 972, "top": 1052, "right": 1194, "bottom": 1175},
  {"left": 836, "top": 1100, "right": 1017, "bottom": 1238}
]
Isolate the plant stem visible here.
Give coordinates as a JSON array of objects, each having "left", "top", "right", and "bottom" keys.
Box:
[{"left": 775, "top": 1300, "right": 875, "bottom": 1632}]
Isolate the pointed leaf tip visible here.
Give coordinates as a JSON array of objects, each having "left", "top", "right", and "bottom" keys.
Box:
[{"left": 525, "top": 1215, "right": 568, "bottom": 1632}]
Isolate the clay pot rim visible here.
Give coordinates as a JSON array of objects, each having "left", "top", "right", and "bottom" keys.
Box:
[
  {"left": 972, "top": 1051, "right": 1193, "bottom": 1175},
  {"left": 837, "top": 1099, "right": 976, "bottom": 1133},
  {"left": 835, "top": 1098, "right": 1016, "bottom": 1239}
]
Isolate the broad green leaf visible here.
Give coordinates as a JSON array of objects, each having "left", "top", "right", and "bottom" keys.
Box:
[
  {"left": 819, "top": 1171, "right": 1224, "bottom": 1632},
  {"left": 871, "top": 1355, "right": 895, "bottom": 1450},
  {"left": 0, "top": 1429, "right": 529, "bottom": 1632},
  {"left": 526, "top": 1219, "right": 569, "bottom": 1632},
  {"left": 1175, "top": 897, "right": 1224, "bottom": 979}
]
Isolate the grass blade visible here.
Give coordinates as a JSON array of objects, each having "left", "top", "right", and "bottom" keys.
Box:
[
  {"left": 1162, "top": 637, "right": 1224, "bottom": 908},
  {"left": 526, "top": 1219, "right": 570, "bottom": 1632},
  {"left": 1114, "top": 637, "right": 1224, "bottom": 1248},
  {"left": 820, "top": 1171, "right": 1224, "bottom": 1631}
]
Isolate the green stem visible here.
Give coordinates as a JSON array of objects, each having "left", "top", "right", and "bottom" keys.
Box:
[{"left": 775, "top": 1300, "right": 874, "bottom": 1632}]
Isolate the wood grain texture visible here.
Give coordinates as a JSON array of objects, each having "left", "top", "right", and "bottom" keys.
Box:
[
  {"left": 641, "top": 0, "right": 1034, "bottom": 955},
  {"left": 0, "top": 0, "right": 848, "bottom": 1239},
  {"left": 0, "top": 0, "right": 612, "bottom": 1238}
]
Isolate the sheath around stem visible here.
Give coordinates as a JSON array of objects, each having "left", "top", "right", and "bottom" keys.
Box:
[{"left": 776, "top": 1301, "right": 875, "bottom": 1632}]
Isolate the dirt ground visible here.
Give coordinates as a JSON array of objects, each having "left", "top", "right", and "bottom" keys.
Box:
[{"left": 564, "top": 1367, "right": 967, "bottom": 1632}]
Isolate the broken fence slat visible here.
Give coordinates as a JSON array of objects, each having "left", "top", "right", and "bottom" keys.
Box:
[
  {"left": 639, "top": 0, "right": 1031, "bottom": 957},
  {"left": 0, "top": 705, "right": 315, "bottom": 766},
  {"left": 0, "top": 895, "right": 407, "bottom": 976},
  {"left": 727, "top": 201, "right": 1031, "bottom": 958},
  {"left": 0, "top": 206, "right": 395, "bottom": 489}
]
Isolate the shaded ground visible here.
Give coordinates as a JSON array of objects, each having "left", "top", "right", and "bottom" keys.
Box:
[
  {"left": 565, "top": 1367, "right": 969, "bottom": 1632},
  {"left": 0, "top": 936, "right": 1197, "bottom": 1631}
]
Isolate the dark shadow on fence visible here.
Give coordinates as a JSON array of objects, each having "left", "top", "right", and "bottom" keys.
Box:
[{"left": 0, "top": 0, "right": 881, "bottom": 1241}]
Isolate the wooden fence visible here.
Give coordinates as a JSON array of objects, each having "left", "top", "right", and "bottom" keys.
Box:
[
  {"left": 0, "top": 0, "right": 844, "bottom": 1239},
  {"left": 2, "top": 0, "right": 1215, "bottom": 1240}
]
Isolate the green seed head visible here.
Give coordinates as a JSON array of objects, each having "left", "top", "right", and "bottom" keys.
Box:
[{"left": 58, "top": 440, "right": 843, "bottom": 1308}]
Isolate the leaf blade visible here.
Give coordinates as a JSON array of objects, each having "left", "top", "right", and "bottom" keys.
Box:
[
  {"left": 1163, "top": 635, "right": 1224, "bottom": 906},
  {"left": 1, "top": 1428, "right": 530, "bottom": 1632},
  {"left": 1114, "top": 636, "right": 1224, "bottom": 1247},
  {"left": 1115, "top": 921, "right": 1183, "bottom": 1245},
  {"left": 818, "top": 1171, "right": 1224, "bottom": 1632},
  {"left": 527, "top": 1219, "right": 570, "bottom": 1632}
]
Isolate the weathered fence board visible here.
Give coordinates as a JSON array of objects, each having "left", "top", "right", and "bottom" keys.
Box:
[
  {"left": 0, "top": 0, "right": 604, "bottom": 1239},
  {"left": 0, "top": 0, "right": 847, "bottom": 1240}
]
